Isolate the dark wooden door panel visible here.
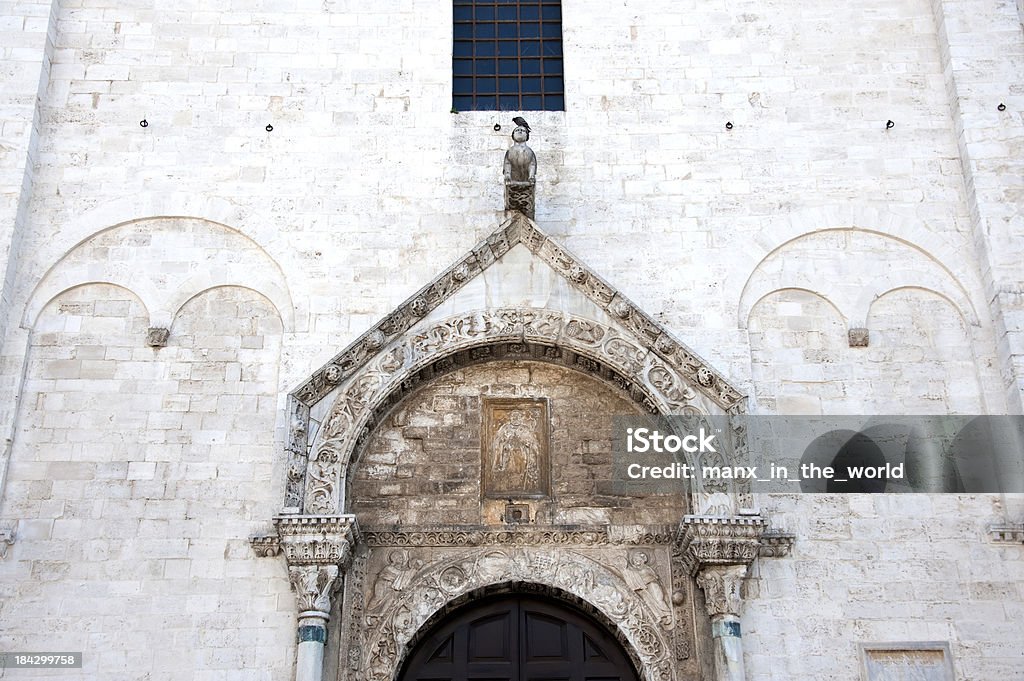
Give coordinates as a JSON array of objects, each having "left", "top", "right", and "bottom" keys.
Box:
[{"left": 399, "top": 595, "right": 638, "bottom": 681}]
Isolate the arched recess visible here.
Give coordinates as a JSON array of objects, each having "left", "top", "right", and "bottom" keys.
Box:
[
  {"left": 23, "top": 216, "right": 294, "bottom": 332},
  {"left": 281, "top": 215, "right": 748, "bottom": 517},
  {"left": 354, "top": 550, "right": 677, "bottom": 681}
]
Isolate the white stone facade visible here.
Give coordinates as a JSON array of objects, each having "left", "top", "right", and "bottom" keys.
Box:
[{"left": 0, "top": 1, "right": 1022, "bottom": 680}]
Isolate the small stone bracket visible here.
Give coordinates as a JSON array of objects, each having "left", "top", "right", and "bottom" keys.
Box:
[
  {"left": 146, "top": 327, "right": 170, "bottom": 347},
  {"left": 675, "top": 514, "right": 767, "bottom": 574},
  {"left": 988, "top": 523, "right": 1024, "bottom": 544},
  {"left": 848, "top": 327, "right": 869, "bottom": 347},
  {"left": 0, "top": 521, "right": 16, "bottom": 559},
  {"left": 251, "top": 514, "right": 360, "bottom": 567},
  {"left": 758, "top": 530, "right": 796, "bottom": 557}
]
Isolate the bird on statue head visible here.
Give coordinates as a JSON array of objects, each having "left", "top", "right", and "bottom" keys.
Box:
[{"left": 512, "top": 116, "right": 531, "bottom": 133}]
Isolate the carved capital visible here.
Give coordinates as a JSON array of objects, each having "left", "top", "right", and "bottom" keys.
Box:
[
  {"left": 675, "top": 515, "right": 766, "bottom": 574},
  {"left": 252, "top": 515, "right": 360, "bottom": 618},
  {"left": 695, "top": 564, "right": 748, "bottom": 618},
  {"left": 275, "top": 514, "right": 360, "bottom": 568},
  {"left": 289, "top": 564, "right": 341, "bottom": 615}
]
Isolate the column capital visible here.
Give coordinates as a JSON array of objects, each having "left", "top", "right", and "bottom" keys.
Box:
[
  {"left": 695, "top": 564, "right": 748, "bottom": 619},
  {"left": 251, "top": 514, "right": 361, "bottom": 617},
  {"left": 675, "top": 514, "right": 766, "bottom": 574}
]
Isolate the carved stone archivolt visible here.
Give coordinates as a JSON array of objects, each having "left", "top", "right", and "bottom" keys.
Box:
[
  {"left": 280, "top": 215, "right": 746, "bottom": 514},
  {"left": 347, "top": 545, "right": 682, "bottom": 681}
]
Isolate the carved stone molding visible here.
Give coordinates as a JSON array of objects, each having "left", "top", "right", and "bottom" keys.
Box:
[
  {"left": 0, "top": 521, "right": 16, "bottom": 559},
  {"left": 362, "top": 525, "right": 676, "bottom": 548},
  {"left": 356, "top": 547, "right": 678, "bottom": 681},
  {"left": 758, "top": 530, "right": 796, "bottom": 557},
  {"left": 695, "top": 564, "right": 747, "bottom": 618},
  {"left": 675, "top": 515, "right": 767, "bottom": 574}
]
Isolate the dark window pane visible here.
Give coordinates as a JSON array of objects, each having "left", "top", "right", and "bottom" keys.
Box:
[
  {"left": 475, "top": 42, "right": 495, "bottom": 56},
  {"left": 454, "top": 23, "right": 472, "bottom": 39},
  {"left": 498, "top": 58, "right": 518, "bottom": 75},
  {"left": 520, "top": 23, "right": 539, "bottom": 38},
  {"left": 454, "top": 40, "right": 473, "bottom": 57},
  {"left": 478, "top": 78, "right": 496, "bottom": 94},
  {"left": 542, "top": 40, "right": 562, "bottom": 56},
  {"left": 453, "top": 95, "right": 473, "bottom": 110},
  {"left": 522, "top": 77, "right": 541, "bottom": 92},
  {"left": 475, "top": 5, "right": 495, "bottom": 20},
  {"left": 453, "top": 77, "right": 473, "bottom": 94},
  {"left": 543, "top": 95, "right": 563, "bottom": 110},
  {"left": 542, "top": 23, "right": 561, "bottom": 38},
  {"left": 543, "top": 76, "right": 563, "bottom": 91},
  {"left": 521, "top": 59, "right": 541, "bottom": 74},
  {"left": 476, "top": 95, "right": 497, "bottom": 108},
  {"left": 476, "top": 22, "right": 495, "bottom": 38},
  {"left": 497, "top": 40, "right": 517, "bottom": 56},
  {"left": 497, "top": 22, "right": 518, "bottom": 38},
  {"left": 476, "top": 58, "right": 497, "bottom": 75},
  {"left": 520, "top": 40, "right": 540, "bottom": 56},
  {"left": 499, "top": 76, "right": 519, "bottom": 92},
  {"left": 454, "top": 59, "right": 473, "bottom": 76},
  {"left": 500, "top": 95, "right": 520, "bottom": 110},
  {"left": 520, "top": 5, "right": 539, "bottom": 20},
  {"left": 543, "top": 58, "right": 562, "bottom": 74},
  {"left": 522, "top": 95, "right": 542, "bottom": 110},
  {"left": 542, "top": 6, "right": 561, "bottom": 19},
  {"left": 497, "top": 5, "right": 517, "bottom": 20},
  {"left": 454, "top": 6, "right": 472, "bottom": 21}
]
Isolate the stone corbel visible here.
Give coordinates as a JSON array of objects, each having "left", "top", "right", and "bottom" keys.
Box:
[{"left": 251, "top": 514, "right": 360, "bottom": 681}]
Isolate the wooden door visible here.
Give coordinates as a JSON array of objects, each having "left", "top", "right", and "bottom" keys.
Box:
[{"left": 399, "top": 595, "right": 640, "bottom": 681}]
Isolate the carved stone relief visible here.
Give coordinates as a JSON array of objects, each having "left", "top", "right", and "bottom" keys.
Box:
[
  {"left": 346, "top": 545, "right": 685, "bottom": 681},
  {"left": 482, "top": 398, "right": 550, "bottom": 498}
]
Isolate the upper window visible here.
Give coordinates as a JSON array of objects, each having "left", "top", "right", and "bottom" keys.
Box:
[{"left": 453, "top": 0, "right": 564, "bottom": 112}]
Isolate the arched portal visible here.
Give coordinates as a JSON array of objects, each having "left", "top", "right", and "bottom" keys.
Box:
[{"left": 399, "top": 592, "right": 641, "bottom": 681}]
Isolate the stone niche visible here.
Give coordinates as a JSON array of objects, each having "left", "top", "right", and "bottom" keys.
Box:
[{"left": 349, "top": 359, "right": 688, "bottom": 527}]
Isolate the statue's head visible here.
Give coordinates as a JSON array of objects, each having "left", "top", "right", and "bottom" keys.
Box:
[{"left": 512, "top": 127, "right": 529, "bottom": 143}]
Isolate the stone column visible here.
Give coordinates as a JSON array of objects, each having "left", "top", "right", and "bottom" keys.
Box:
[
  {"left": 696, "top": 565, "right": 748, "bottom": 681},
  {"left": 676, "top": 514, "right": 766, "bottom": 681},
  {"left": 254, "top": 515, "right": 360, "bottom": 681}
]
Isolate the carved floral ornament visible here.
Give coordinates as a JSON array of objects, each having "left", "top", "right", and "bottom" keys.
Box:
[
  {"left": 358, "top": 547, "right": 678, "bottom": 681},
  {"left": 279, "top": 214, "right": 746, "bottom": 513}
]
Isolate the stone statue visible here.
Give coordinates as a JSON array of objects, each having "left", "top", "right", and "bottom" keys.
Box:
[{"left": 503, "top": 125, "right": 537, "bottom": 218}]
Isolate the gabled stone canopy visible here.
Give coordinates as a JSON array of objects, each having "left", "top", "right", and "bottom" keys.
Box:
[{"left": 281, "top": 214, "right": 746, "bottom": 514}]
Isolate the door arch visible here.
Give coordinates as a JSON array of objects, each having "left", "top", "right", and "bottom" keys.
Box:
[{"left": 398, "top": 594, "right": 641, "bottom": 681}]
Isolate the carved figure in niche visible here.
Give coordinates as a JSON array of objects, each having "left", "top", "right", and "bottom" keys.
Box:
[
  {"left": 503, "top": 126, "right": 537, "bottom": 218},
  {"left": 494, "top": 411, "right": 540, "bottom": 488},
  {"left": 483, "top": 399, "right": 550, "bottom": 498},
  {"left": 624, "top": 550, "right": 673, "bottom": 628},
  {"left": 368, "top": 549, "right": 420, "bottom": 611}
]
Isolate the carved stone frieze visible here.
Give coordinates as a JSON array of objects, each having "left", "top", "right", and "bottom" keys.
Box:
[
  {"left": 758, "top": 530, "right": 796, "bottom": 557},
  {"left": 251, "top": 514, "right": 360, "bottom": 567},
  {"left": 362, "top": 525, "right": 676, "bottom": 548},
  {"left": 359, "top": 547, "right": 678, "bottom": 681},
  {"left": 988, "top": 523, "right": 1024, "bottom": 544}
]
